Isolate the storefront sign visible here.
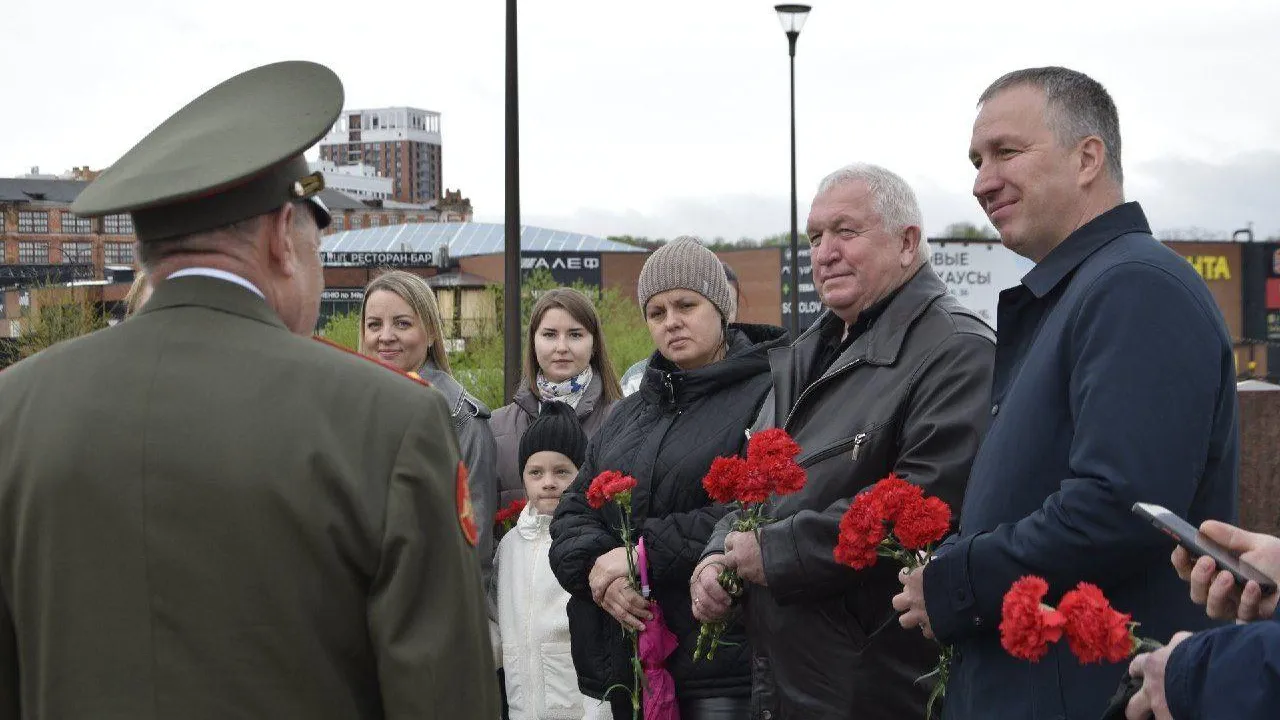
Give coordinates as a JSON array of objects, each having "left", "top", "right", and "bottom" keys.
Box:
[
  {"left": 520, "top": 251, "right": 603, "bottom": 288},
  {"left": 321, "top": 289, "right": 365, "bottom": 302},
  {"left": 930, "top": 242, "right": 1034, "bottom": 328},
  {"left": 320, "top": 251, "right": 434, "bottom": 267},
  {"left": 1185, "top": 255, "right": 1232, "bottom": 281}
]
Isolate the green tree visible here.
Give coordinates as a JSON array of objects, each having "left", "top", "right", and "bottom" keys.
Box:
[
  {"left": 6, "top": 284, "right": 110, "bottom": 364},
  {"left": 606, "top": 235, "right": 667, "bottom": 250},
  {"left": 939, "top": 222, "right": 997, "bottom": 239},
  {"left": 317, "top": 310, "right": 361, "bottom": 351}
]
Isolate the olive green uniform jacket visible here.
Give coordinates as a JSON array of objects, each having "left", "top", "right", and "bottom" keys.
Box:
[{"left": 0, "top": 277, "right": 498, "bottom": 720}]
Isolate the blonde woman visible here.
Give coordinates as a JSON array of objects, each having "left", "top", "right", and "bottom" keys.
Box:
[{"left": 359, "top": 270, "right": 499, "bottom": 573}]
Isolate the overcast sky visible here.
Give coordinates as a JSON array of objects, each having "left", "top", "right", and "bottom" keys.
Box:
[{"left": 4, "top": 0, "right": 1278, "bottom": 241}]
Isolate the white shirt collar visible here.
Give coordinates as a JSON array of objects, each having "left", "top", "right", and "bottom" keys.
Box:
[{"left": 165, "top": 268, "right": 265, "bottom": 299}]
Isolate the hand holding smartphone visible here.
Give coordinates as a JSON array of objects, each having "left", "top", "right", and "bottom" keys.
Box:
[{"left": 1131, "top": 502, "right": 1278, "bottom": 595}]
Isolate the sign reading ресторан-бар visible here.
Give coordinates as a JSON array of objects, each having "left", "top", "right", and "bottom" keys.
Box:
[{"left": 320, "top": 251, "right": 435, "bottom": 267}]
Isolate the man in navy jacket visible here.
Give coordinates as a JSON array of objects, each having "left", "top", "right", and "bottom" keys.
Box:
[
  {"left": 1126, "top": 520, "right": 1280, "bottom": 719},
  {"left": 893, "top": 66, "right": 1239, "bottom": 719}
]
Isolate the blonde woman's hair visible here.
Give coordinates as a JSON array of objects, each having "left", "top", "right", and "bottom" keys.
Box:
[
  {"left": 124, "top": 272, "right": 150, "bottom": 318},
  {"left": 361, "top": 269, "right": 451, "bottom": 374}
]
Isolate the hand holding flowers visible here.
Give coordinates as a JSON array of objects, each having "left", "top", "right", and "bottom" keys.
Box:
[{"left": 693, "top": 429, "right": 807, "bottom": 661}]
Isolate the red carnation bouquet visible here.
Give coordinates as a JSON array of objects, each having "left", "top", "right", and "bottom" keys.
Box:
[
  {"left": 1000, "top": 576, "right": 1161, "bottom": 665},
  {"left": 494, "top": 498, "right": 527, "bottom": 540},
  {"left": 586, "top": 470, "right": 644, "bottom": 719},
  {"left": 694, "top": 428, "right": 808, "bottom": 661},
  {"left": 833, "top": 473, "right": 954, "bottom": 718},
  {"left": 833, "top": 473, "right": 952, "bottom": 571}
]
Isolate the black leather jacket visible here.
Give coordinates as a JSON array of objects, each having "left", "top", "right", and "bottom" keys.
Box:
[
  {"left": 550, "top": 324, "right": 789, "bottom": 703},
  {"left": 706, "top": 266, "right": 996, "bottom": 720}
]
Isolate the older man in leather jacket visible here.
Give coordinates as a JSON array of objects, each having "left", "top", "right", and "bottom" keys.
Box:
[{"left": 692, "top": 163, "right": 996, "bottom": 720}]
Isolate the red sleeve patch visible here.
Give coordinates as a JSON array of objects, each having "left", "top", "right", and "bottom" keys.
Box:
[
  {"left": 456, "top": 461, "right": 479, "bottom": 546},
  {"left": 311, "top": 335, "right": 430, "bottom": 387}
]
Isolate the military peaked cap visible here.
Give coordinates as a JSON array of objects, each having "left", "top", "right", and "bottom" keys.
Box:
[{"left": 71, "top": 60, "right": 344, "bottom": 242}]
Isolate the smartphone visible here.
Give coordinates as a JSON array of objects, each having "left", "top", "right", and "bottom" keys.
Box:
[{"left": 1132, "top": 502, "right": 1278, "bottom": 595}]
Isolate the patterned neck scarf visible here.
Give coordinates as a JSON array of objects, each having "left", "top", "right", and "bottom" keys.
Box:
[{"left": 536, "top": 365, "right": 593, "bottom": 408}]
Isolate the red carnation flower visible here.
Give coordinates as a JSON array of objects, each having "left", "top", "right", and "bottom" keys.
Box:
[
  {"left": 866, "top": 473, "right": 924, "bottom": 522},
  {"left": 605, "top": 473, "right": 637, "bottom": 499},
  {"left": 769, "top": 461, "right": 807, "bottom": 497},
  {"left": 834, "top": 494, "right": 886, "bottom": 570},
  {"left": 1000, "top": 576, "right": 1066, "bottom": 662},
  {"left": 495, "top": 498, "right": 527, "bottom": 525},
  {"left": 1058, "top": 582, "right": 1135, "bottom": 664},
  {"left": 587, "top": 470, "right": 637, "bottom": 509},
  {"left": 747, "top": 428, "right": 802, "bottom": 467},
  {"left": 703, "top": 456, "right": 751, "bottom": 504},
  {"left": 893, "top": 496, "right": 952, "bottom": 550}
]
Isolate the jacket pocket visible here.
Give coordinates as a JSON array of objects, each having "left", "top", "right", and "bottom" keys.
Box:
[
  {"left": 502, "top": 643, "right": 526, "bottom": 715},
  {"left": 540, "top": 641, "right": 582, "bottom": 713},
  {"left": 797, "top": 428, "right": 877, "bottom": 468}
]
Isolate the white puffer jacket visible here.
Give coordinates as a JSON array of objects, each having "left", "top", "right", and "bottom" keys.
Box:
[{"left": 495, "top": 503, "right": 606, "bottom": 720}]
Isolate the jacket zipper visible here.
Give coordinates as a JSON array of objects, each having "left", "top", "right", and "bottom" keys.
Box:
[
  {"left": 850, "top": 433, "right": 868, "bottom": 461},
  {"left": 783, "top": 358, "right": 866, "bottom": 430},
  {"left": 797, "top": 431, "right": 869, "bottom": 468}
]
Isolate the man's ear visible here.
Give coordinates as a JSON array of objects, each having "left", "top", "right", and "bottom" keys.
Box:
[
  {"left": 266, "top": 203, "right": 299, "bottom": 278},
  {"left": 1077, "top": 135, "right": 1106, "bottom": 187},
  {"left": 900, "top": 225, "right": 922, "bottom": 267}
]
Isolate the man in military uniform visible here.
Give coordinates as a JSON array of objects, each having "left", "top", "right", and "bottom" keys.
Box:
[{"left": 0, "top": 61, "right": 498, "bottom": 719}]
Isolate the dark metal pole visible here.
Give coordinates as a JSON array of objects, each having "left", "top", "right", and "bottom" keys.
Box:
[
  {"left": 503, "top": 0, "right": 522, "bottom": 404},
  {"left": 787, "top": 31, "right": 800, "bottom": 338}
]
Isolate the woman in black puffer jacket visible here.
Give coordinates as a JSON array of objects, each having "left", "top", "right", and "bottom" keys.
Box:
[{"left": 550, "top": 237, "right": 788, "bottom": 720}]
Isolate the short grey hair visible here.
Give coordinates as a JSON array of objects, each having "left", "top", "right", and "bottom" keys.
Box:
[
  {"left": 979, "top": 66, "right": 1123, "bottom": 184},
  {"left": 138, "top": 201, "right": 313, "bottom": 272},
  {"left": 815, "top": 162, "right": 930, "bottom": 263}
]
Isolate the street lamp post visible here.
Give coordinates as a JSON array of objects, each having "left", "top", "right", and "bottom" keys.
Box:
[
  {"left": 775, "top": 4, "right": 811, "bottom": 338},
  {"left": 503, "top": 0, "right": 522, "bottom": 404}
]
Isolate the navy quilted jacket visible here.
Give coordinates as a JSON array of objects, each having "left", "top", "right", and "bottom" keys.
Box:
[{"left": 549, "top": 323, "right": 788, "bottom": 702}]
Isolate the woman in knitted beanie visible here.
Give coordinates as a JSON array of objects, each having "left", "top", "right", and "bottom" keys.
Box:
[{"left": 550, "top": 236, "right": 789, "bottom": 720}]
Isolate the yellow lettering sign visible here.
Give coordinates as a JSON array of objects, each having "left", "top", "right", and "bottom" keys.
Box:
[{"left": 1185, "top": 255, "right": 1231, "bottom": 281}]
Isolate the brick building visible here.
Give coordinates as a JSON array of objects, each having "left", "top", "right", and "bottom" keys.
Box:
[
  {"left": 0, "top": 177, "right": 138, "bottom": 336},
  {"left": 318, "top": 107, "right": 443, "bottom": 205},
  {"left": 319, "top": 187, "right": 474, "bottom": 235}
]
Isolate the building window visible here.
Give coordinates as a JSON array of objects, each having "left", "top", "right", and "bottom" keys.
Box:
[
  {"left": 18, "top": 211, "right": 49, "bottom": 233},
  {"left": 104, "top": 242, "right": 135, "bottom": 264},
  {"left": 62, "top": 241, "right": 92, "bottom": 264},
  {"left": 60, "top": 211, "right": 93, "bottom": 234},
  {"left": 104, "top": 214, "right": 134, "bottom": 235},
  {"left": 0, "top": 214, "right": 6, "bottom": 232},
  {"left": 369, "top": 216, "right": 382, "bottom": 227},
  {"left": 18, "top": 241, "right": 49, "bottom": 263}
]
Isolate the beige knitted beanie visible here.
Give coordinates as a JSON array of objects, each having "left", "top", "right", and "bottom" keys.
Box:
[{"left": 636, "top": 236, "right": 736, "bottom": 320}]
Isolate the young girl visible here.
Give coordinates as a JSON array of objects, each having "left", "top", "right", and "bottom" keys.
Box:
[{"left": 493, "top": 402, "right": 603, "bottom": 719}]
